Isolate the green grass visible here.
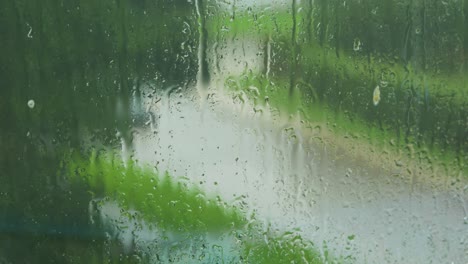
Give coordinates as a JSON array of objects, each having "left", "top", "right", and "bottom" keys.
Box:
[
  {"left": 210, "top": 8, "right": 466, "bottom": 179},
  {"left": 63, "top": 150, "right": 327, "bottom": 263},
  {"left": 242, "top": 230, "right": 324, "bottom": 264},
  {"left": 65, "top": 150, "right": 244, "bottom": 233},
  {"left": 210, "top": 9, "right": 466, "bottom": 103},
  {"left": 224, "top": 72, "right": 466, "bottom": 179}
]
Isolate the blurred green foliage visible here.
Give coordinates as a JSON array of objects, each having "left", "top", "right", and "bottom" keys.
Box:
[
  {"left": 0, "top": 0, "right": 198, "bottom": 262},
  {"left": 213, "top": 0, "right": 467, "bottom": 176},
  {"left": 1, "top": 0, "right": 466, "bottom": 262},
  {"left": 63, "top": 150, "right": 324, "bottom": 263}
]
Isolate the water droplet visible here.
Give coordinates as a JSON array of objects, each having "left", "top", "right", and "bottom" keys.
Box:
[
  {"left": 26, "top": 23, "right": 33, "bottom": 38},
  {"left": 27, "top": 99, "right": 35, "bottom": 109},
  {"left": 353, "top": 38, "right": 362, "bottom": 51},
  {"left": 373, "top": 85, "right": 381, "bottom": 106},
  {"left": 248, "top": 86, "right": 260, "bottom": 96}
]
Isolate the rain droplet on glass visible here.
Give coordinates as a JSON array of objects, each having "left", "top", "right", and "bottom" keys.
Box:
[{"left": 27, "top": 99, "right": 35, "bottom": 109}]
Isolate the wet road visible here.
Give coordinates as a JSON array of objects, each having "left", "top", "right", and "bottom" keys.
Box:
[{"left": 126, "top": 85, "right": 467, "bottom": 263}]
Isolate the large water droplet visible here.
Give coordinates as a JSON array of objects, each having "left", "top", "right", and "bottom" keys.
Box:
[
  {"left": 373, "top": 85, "right": 381, "bottom": 106},
  {"left": 353, "top": 38, "right": 362, "bottom": 51},
  {"left": 27, "top": 99, "right": 35, "bottom": 109}
]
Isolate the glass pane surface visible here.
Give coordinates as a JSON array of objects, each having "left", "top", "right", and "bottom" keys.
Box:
[{"left": 1, "top": 1, "right": 466, "bottom": 263}]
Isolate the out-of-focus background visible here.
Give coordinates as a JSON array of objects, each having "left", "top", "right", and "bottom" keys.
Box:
[{"left": 0, "top": 1, "right": 466, "bottom": 263}]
